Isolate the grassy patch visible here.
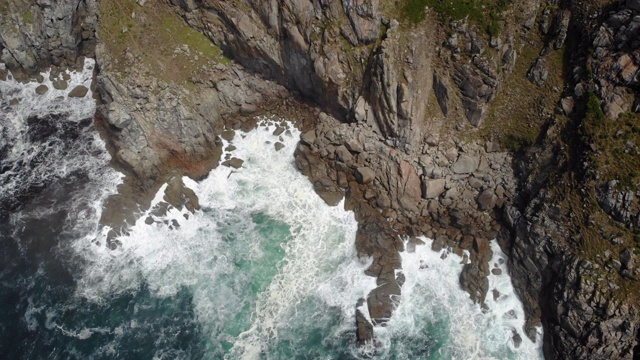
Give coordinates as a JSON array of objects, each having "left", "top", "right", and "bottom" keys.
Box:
[
  {"left": 583, "top": 103, "right": 640, "bottom": 191},
  {"left": 0, "top": 0, "right": 34, "bottom": 22},
  {"left": 585, "top": 91, "right": 607, "bottom": 127},
  {"left": 98, "top": 0, "right": 229, "bottom": 84},
  {"left": 398, "top": 0, "right": 510, "bottom": 34},
  {"left": 476, "top": 34, "right": 566, "bottom": 151},
  {"left": 550, "top": 180, "right": 640, "bottom": 305}
]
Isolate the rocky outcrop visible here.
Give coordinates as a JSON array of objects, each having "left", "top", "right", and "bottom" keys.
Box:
[
  {"left": 597, "top": 181, "right": 640, "bottom": 228},
  {"left": 590, "top": 3, "right": 640, "bottom": 120},
  {"left": 168, "top": 0, "right": 380, "bottom": 116},
  {"left": 0, "top": 0, "right": 98, "bottom": 79},
  {"left": 4, "top": 0, "right": 640, "bottom": 358}
]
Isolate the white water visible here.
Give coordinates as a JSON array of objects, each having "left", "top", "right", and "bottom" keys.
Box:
[
  {"left": 0, "top": 58, "right": 120, "bottom": 226},
  {"left": 70, "top": 116, "right": 542, "bottom": 359},
  {"left": 373, "top": 238, "right": 544, "bottom": 359},
  {"left": 1, "top": 61, "right": 544, "bottom": 358}
]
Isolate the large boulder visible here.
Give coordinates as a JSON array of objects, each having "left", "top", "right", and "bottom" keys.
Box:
[
  {"left": 222, "top": 157, "right": 244, "bottom": 169},
  {"left": 477, "top": 189, "right": 497, "bottom": 210},
  {"left": 452, "top": 155, "right": 479, "bottom": 174},
  {"left": 423, "top": 178, "right": 446, "bottom": 199},
  {"left": 356, "top": 167, "right": 375, "bottom": 184},
  {"left": 35, "top": 85, "right": 49, "bottom": 95},
  {"left": 68, "top": 85, "right": 89, "bottom": 98}
]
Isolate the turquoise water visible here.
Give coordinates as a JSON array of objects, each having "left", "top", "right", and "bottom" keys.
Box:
[{"left": 0, "top": 61, "right": 543, "bottom": 359}]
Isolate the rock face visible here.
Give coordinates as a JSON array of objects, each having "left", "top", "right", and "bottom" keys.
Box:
[
  {"left": 591, "top": 4, "right": 640, "bottom": 120},
  {"left": 0, "top": 0, "right": 98, "bottom": 79},
  {"left": 5, "top": 0, "right": 640, "bottom": 358}
]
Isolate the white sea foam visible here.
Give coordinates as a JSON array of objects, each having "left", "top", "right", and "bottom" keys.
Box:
[
  {"left": 369, "top": 237, "right": 544, "bottom": 359},
  {"left": 47, "top": 106, "right": 543, "bottom": 359},
  {"left": 0, "top": 58, "right": 120, "bottom": 225},
  {"left": 72, "top": 118, "right": 371, "bottom": 358}
]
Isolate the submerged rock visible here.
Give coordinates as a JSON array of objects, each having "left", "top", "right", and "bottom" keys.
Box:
[
  {"left": 222, "top": 158, "right": 244, "bottom": 169},
  {"left": 355, "top": 298, "right": 374, "bottom": 346},
  {"left": 35, "top": 84, "right": 49, "bottom": 95},
  {"left": 68, "top": 85, "right": 89, "bottom": 98}
]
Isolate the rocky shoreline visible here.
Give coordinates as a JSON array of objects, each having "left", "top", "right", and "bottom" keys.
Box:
[{"left": 2, "top": 0, "right": 640, "bottom": 358}]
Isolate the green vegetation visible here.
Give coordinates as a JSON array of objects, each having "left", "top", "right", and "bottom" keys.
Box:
[
  {"left": 586, "top": 91, "right": 607, "bottom": 127},
  {"left": 500, "top": 132, "right": 537, "bottom": 153},
  {"left": 478, "top": 34, "right": 566, "bottom": 153},
  {"left": 0, "top": 0, "right": 34, "bottom": 23},
  {"left": 399, "top": 0, "right": 510, "bottom": 35},
  {"left": 98, "top": 0, "right": 230, "bottom": 84},
  {"left": 580, "top": 90, "right": 640, "bottom": 192},
  {"left": 22, "top": 7, "right": 32, "bottom": 23}
]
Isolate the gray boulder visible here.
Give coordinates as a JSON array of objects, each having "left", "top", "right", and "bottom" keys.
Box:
[
  {"left": 68, "top": 85, "right": 89, "bottom": 98},
  {"left": 452, "top": 155, "right": 479, "bottom": 174},
  {"left": 423, "top": 178, "right": 446, "bottom": 199},
  {"left": 335, "top": 145, "right": 353, "bottom": 164},
  {"left": 477, "top": 189, "right": 497, "bottom": 210},
  {"left": 35, "top": 84, "right": 49, "bottom": 95},
  {"left": 222, "top": 157, "right": 244, "bottom": 169},
  {"left": 52, "top": 79, "right": 68, "bottom": 90}
]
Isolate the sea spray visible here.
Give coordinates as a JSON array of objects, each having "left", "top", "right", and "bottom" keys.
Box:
[
  {"left": 73, "top": 118, "right": 374, "bottom": 358},
  {"left": 1, "top": 69, "right": 545, "bottom": 358},
  {"left": 72, "top": 117, "right": 543, "bottom": 359},
  {"left": 0, "top": 60, "right": 124, "bottom": 358},
  {"left": 370, "top": 237, "right": 544, "bottom": 360}
]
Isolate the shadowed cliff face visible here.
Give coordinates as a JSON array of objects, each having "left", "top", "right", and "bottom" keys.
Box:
[
  {"left": 3, "top": 0, "right": 640, "bottom": 358},
  {"left": 0, "top": 0, "right": 98, "bottom": 80}
]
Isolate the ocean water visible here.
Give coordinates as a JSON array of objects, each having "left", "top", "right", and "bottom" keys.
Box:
[{"left": 0, "top": 61, "right": 543, "bottom": 359}]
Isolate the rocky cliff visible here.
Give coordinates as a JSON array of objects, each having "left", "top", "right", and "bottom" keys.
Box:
[{"left": 2, "top": 0, "right": 640, "bottom": 358}]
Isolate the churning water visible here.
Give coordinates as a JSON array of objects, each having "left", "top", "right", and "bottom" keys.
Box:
[{"left": 0, "top": 61, "right": 543, "bottom": 359}]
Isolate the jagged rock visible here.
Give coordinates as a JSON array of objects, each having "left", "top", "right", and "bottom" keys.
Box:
[
  {"left": 346, "top": 138, "right": 364, "bottom": 153},
  {"left": 301, "top": 130, "right": 316, "bottom": 145},
  {"left": 68, "top": 85, "right": 89, "bottom": 98},
  {"left": 355, "top": 298, "right": 374, "bottom": 345},
  {"left": 550, "top": 10, "right": 571, "bottom": 50},
  {"left": 540, "top": 8, "right": 553, "bottom": 35},
  {"left": 620, "top": 248, "right": 637, "bottom": 271},
  {"left": 453, "top": 64, "right": 494, "bottom": 126},
  {"left": 274, "top": 142, "right": 285, "bottom": 151},
  {"left": 452, "top": 155, "right": 479, "bottom": 174},
  {"left": 528, "top": 58, "right": 548, "bottom": 86},
  {"left": 367, "top": 278, "right": 401, "bottom": 325},
  {"left": 423, "top": 178, "right": 446, "bottom": 199},
  {"left": 433, "top": 72, "right": 450, "bottom": 116},
  {"left": 512, "top": 332, "right": 523, "bottom": 349},
  {"left": 335, "top": 145, "right": 353, "bottom": 164},
  {"left": 107, "top": 104, "right": 132, "bottom": 129},
  {"left": 356, "top": 167, "right": 375, "bottom": 184},
  {"left": 399, "top": 160, "right": 422, "bottom": 201},
  {"left": 477, "top": 189, "right": 497, "bottom": 210}
]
